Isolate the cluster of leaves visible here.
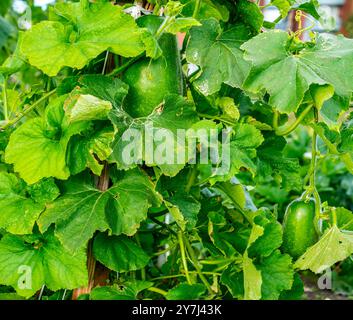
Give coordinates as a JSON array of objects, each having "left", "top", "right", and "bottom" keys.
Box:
[{"left": 0, "top": 0, "right": 353, "bottom": 300}]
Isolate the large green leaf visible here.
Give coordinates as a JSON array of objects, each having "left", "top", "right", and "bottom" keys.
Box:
[
  {"left": 0, "top": 231, "right": 87, "bottom": 298},
  {"left": 221, "top": 209, "right": 293, "bottom": 300},
  {"left": 200, "top": 123, "right": 264, "bottom": 184},
  {"left": 247, "top": 214, "right": 283, "bottom": 258},
  {"left": 5, "top": 95, "right": 89, "bottom": 184},
  {"left": 256, "top": 134, "right": 302, "bottom": 192},
  {"left": 221, "top": 266, "right": 244, "bottom": 299},
  {"left": 255, "top": 250, "right": 293, "bottom": 300},
  {"left": 294, "top": 225, "right": 353, "bottom": 273},
  {"left": 228, "top": 123, "right": 264, "bottom": 177},
  {"left": 181, "top": 0, "right": 229, "bottom": 21},
  {"left": 243, "top": 253, "right": 262, "bottom": 300},
  {"left": 167, "top": 192, "right": 201, "bottom": 230},
  {"left": 93, "top": 233, "right": 150, "bottom": 273},
  {"left": 38, "top": 169, "right": 162, "bottom": 252},
  {"left": 110, "top": 94, "right": 199, "bottom": 177},
  {"left": 26, "top": 178, "right": 60, "bottom": 204},
  {"left": 207, "top": 211, "right": 238, "bottom": 257},
  {"left": 0, "top": 172, "right": 43, "bottom": 234},
  {"left": 235, "top": 0, "right": 263, "bottom": 33},
  {"left": 67, "top": 125, "right": 114, "bottom": 176},
  {"left": 20, "top": 2, "right": 145, "bottom": 76},
  {"left": 186, "top": 18, "right": 251, "bottom": 95},
  {"left": 64, "top": 93, "right": 112, "bottom": 123},
  {"left": 67, "top": 75, "right": 129, "bottom": 109},
  {"left": 242, "top": 31, "right": 353, "bottom": 114}
]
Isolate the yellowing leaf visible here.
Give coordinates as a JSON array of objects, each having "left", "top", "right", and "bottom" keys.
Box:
[
  {"left": 186, "top": 19, "right": 251, "bottom": 95},
  {"left": 0, "top": 172, "right": 44, "bottom": 234},
  {"left": 38, "top": 169, "right": 162, "bottom": 252},
  {"left": 294, "top": 225, "right": 353, "bottom": 273},
  {"left": 64, "top": 94, "right": 112, "bottom": 123},
  {"left": 243, "top": 253, "right": 262, "bottom": 300}
]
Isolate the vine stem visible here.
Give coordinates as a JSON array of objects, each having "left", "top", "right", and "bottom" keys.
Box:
[
  {"left": 0, "top": 89, "right": 56, "bottom": 130},
  {"left": 109, "top": 12, "right": 178, "bottom": 77},
  {"left": 38, "top": 285, "right": 45, "bottom": 300},
  {"left": 155, "top": 15, "right": 173, "bottom": 39},
  {"left": 272, "top": 110, "right": 279, "bottom": 130},
  {"left": 150, "top": 216, "right": 177, "bottom": 236},
  {"left": 185, "top": 165, "right": 198, "bottom": 193},
  {"left": 192, "top": 0, "right": 201, "bottom": 18},
  {"left": 151, "top": 274, "right": 186, "bottom": 281},
  {"left": 2, "top": 78, "right": 8, "bottom": 121},
  {"left": 135, "top": 234, "right": 146, "bottom": 280},
  {"left": 72, "top": 163, "right": 110, "bottom": 300},
  {"left": 101, "top": 51, "right": 110, "bottom": 75},
  {"left": 108, "top": 53, "right": 144, "bottom": 76},
  {"left": 275, "top": 104, "right": 313, "bottom": 136},
  {"left": 152, "top": 245, "right": 176, "bottom": 256},
  {"left": 147, "top": 287, "right": 168, "bottom": 296},
  {"left": 177, "top": 231, "right": 193, "bottom": 285},
  {"left": 332, "top": 208, "right": 338, "bottom": 226},
  {"left": 199, "top": 258, "right": 237, "bottom": 265},
  {"left": 301, "top": 108, "right": 322, "bottom": 234},
  {"left": 183, "top": 234, "right": 214, "bottom": 294},
  {"left": 197, "top": 112, "right": 236, "bottom": 126},
  {"left": 153, "top": 3, "right": 161, "bottom": 15},
  {"left": 293, "top": 10, "right": 317, "bottom": 38},
  {"left": 72, "top": 242, "right": 96, "bottom": 299}
]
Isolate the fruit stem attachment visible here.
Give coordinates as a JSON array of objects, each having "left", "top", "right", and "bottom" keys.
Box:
[
  {"left": 108, "top": 53, "right": 144, "bottom": 76},
  {"left": 301, "top": 107, "right": 322, "bottom": 234},
  {"left": 331, "top": 207, "right": 338, "bottom": 226},
  {"left": 275, "top": 104, "right": 313, "bottom": 136}
]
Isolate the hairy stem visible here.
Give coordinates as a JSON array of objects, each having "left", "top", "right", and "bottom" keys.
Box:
[
  {"left": 135, "top": 234, "right": 146, "bottom": 280},
  {"left": 272, "top": 110, "right": 279, "bottom": 130},
  {"left": 147, "top": 287, "right": 168, "bottom": 296},
  {"left": 108, "top": 53, "right": 144, "bottom": 76},
  {"left": 301, "top": 108, "right": 322, "bottom": 234},
  {"left": 185, "top": 165, "right": 198, "bottom": 193},
  {"left": 183, "top": 234, "right": 214, "bottom": 294},
  {"left": 177, "top": 231, "right": 193, "bottom": 285},
  {"left": 275, "top": 104, "right": 312, "bottom": 136},
  {"left": 150, "top": 216, "right": 177, "bottom": 236},
  {"left": 192, "top": 0, "right": 202, "bottom": 18}
]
